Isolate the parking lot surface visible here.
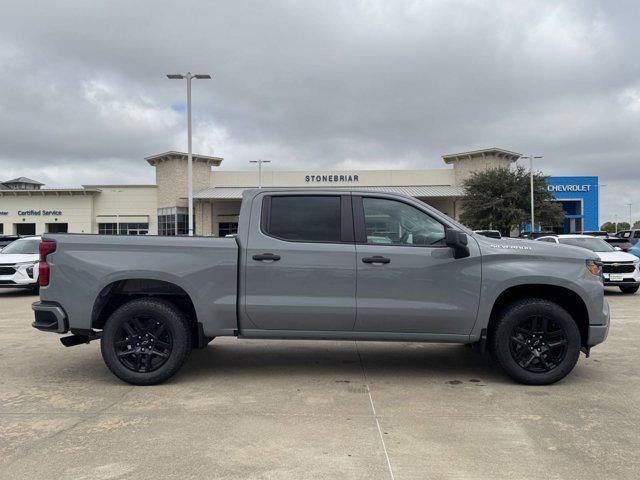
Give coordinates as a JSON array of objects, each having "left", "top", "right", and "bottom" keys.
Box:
[{"left": 0, "top": 288, "right": 638, "bottom": 479}]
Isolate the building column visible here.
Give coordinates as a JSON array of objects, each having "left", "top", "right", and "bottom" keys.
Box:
[{"left": 195, "top": 201, "right": 213, "bottom": 236}]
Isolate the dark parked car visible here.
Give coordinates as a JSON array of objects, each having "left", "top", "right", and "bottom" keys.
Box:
[
  {"left": 615, "top": 230, "right": 640, "bottom": 246},
  {"left": 603, "top": 237, "right": 634, "bottom": 252}
]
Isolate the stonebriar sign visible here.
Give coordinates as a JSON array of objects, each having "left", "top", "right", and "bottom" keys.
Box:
[{"left": 305, "top": 174, "right": 359, "bottom": 183}]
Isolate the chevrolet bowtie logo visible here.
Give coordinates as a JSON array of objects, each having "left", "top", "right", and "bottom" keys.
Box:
[{"left": 612, "top": 263, "right": 620, "bottom": 267}]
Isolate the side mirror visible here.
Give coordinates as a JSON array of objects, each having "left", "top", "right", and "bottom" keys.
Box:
[{"left": 445, "top": 228, "right": 470, "bottom": 259}]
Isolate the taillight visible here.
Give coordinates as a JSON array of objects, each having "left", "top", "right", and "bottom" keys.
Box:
[{"left": 38, "top": 241, "right": 56, "bottom": 287}]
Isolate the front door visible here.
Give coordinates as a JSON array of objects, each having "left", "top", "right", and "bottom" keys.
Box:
[
  {"left": 353, "top": 195, "right": 482, "bottom": 336},
  {"left": 243, "top": 193, "right": 357, "bottom": 332}
]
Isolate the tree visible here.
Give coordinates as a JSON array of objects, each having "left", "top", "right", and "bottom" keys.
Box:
[
  {"left": 600, "top": 222, "right": 617, "bottom": 234},
  {"left": 460, "top": 166, "right": 565, "bottom": 235},
  {"left": 633, "top": 220, "right": 640, "bottom": 230},
  {"left": 618, "top": 222, "right": 630, "bottom": 231}
]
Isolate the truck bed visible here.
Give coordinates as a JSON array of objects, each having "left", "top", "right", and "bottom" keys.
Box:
[{"left": 38, "top": 234, "right": 239, "bottom": 337}]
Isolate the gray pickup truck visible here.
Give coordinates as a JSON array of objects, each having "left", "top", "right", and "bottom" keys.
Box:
[{"left": 32, "top": 189, "right": 609, "bottom": 385}]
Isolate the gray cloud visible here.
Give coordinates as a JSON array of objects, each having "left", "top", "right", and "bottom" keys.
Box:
[{"left": 0, "top": 0, "right": 639, "bottom": 221}]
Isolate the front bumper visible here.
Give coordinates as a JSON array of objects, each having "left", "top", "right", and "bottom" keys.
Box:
[
  {"left": 602, "top": 265, "right": 640, "bottom": 286},
  {"left": 587, "top": 298, "right": 610, "bottom": 347},
  {"left": 0, "top": 262, "right": 38, "bottom": 288},
  {"left": 32, "top": 301, "right": 68, "bottom": 334}
]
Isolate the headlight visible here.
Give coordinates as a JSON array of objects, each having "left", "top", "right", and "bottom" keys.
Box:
[{"left": 586, "top": 259, "right": 602, "bottom": 277}]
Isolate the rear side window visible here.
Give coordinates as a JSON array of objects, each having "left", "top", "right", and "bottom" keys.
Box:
[
  {"left": 635, "top": 231, "right": 640, "bottom": 238},
  {"left": 266, "top": 196, "right": 341, "bottom": 242}
]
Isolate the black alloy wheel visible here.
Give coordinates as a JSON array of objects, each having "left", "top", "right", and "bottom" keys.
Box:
[
  {"left": 489, "top": 298, "right": 581, "bottom": 385},
  {"left": 509, "top": 314, "right": 568, "bottom": 373},
  {"left": 114, "top": 315, "right": 173, "bottom": 373},
  {"left": 101, "top": 298, "right": 192, "bottom": 385}
]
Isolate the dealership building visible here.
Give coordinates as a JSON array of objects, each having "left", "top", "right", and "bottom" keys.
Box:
[{"left": 0, "top": 147, "right": 599, "bottom": 237}]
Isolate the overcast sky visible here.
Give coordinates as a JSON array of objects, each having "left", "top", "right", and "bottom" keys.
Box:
[{"left": 1, "top": 0, "right": 639, "bottom": 222}]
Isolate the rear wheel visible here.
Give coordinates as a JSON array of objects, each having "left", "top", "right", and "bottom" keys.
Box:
[
  {"left": 100, "top": 298, "right": 192, "bottom": 385},
  {"left": 490, "top": 299, "right": 581, "bottom": 385},
  {"left": 619, "top": 285, "right": 639, "bottom": 294}
]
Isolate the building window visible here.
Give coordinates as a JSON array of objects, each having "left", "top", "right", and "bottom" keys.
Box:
[
  {"left": 98, "top": 223, "right": 148, "bottom": 235},
  {"left": 219, "top": 222, "right": 238, "bottom": 237},
  {"left": 158, "top": 207, "right": 191, "bottom": 236},
  {"left": 98, "top": 223, "right": 118, "bottom": 235},
  {"left": 0, "top": 224, "right": 3, "bottom": 234},
  {"left": 119, "top": 223, "right": 149, "bottom": 235},
  {"left": 15, "top": 223, "right": 36, "bottom": 236},
  {"left": 46, "top": 223, "right": 68, "bottom": 233}
]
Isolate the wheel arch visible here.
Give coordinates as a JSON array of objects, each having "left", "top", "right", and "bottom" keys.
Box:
[
  {"left": 91, "top": 278, "right": 199, "bottom": 341},
  {"left": 487, "top": 284, "right": 590, "bottom": 347}
]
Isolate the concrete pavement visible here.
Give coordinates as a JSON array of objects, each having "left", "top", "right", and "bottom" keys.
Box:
[{"left": 0, "top": 288, "right": 638, "bottom": 479}]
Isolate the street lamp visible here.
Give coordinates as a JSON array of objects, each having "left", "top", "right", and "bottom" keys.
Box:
[
  {"left": 250, "top": 160, "right": 271, "bottom": 188},
  {"left": 627, "top": 203, "right": 633, "bottom": 227},
  {"left": 521, "top": 155, "right": 543, "bottom": 232},
  {"left": 166, "top": 72, "right": 212, "bottom": 236},
  {"left": 597, "top": 184, "right": 606, "bottom": 228}
]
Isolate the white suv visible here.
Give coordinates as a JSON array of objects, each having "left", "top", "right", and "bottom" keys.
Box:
[
  {"left": 0, "top": 236, "right": 40, "bottom": 291},
  {"left": 536, "top": 234, "right": 640, "bottom": 293}
]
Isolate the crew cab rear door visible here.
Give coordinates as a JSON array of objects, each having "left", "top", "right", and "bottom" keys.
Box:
[
  {"left": 243, "top": 192, "right": 357, "bottom": 332},
  {"left": 352, "top": 194, "right": 482, "bottom": 336}
]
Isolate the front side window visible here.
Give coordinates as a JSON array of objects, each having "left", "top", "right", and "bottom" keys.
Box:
[
  {"left": 634, "top": 231, "right": 640, "bottom": 238},
  {"left": 362, "top": 197, "right": 445, "bottom": 246},
  {"left": 266, "top": 196, "right": 341, "bottom": 242}
]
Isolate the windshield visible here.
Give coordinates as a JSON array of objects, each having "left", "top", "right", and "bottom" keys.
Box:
[
  {"left": 559, "top": 237, "right": 614, "bottom": 252},
  {"left": 1, "top": 238, "right": 40, "bottom": 255}
]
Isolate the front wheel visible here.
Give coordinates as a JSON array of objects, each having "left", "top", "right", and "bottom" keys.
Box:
[
  {"left": 619, "top": 285, "right": 639, "bottom": 294},
  {"left": 489, "top": 299, "right": 581, "bottom": 385},
  {"left": 100, "top": 298, "right": 192, "bottom": 385}
]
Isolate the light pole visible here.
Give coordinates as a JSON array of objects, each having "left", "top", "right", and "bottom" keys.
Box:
[
  {"left": 250, "top": 160, "right": 271, "bottom": 188},
  {"left": 521, "top": 155, "right": 543, "bottom": 232},
  {"left": 597, "top": 184, "right": 606, "bottom": 228},
  {"left": 167, "top": 72, "right": 211, "bottom": 236},
  {"left": 627, "top": 203, "right": 633, "bottom": 227}
]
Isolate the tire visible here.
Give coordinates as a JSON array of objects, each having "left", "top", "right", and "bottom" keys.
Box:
[
  {"left": 489, "top": 298, "right": 581, "bottom": 385},
  {"left": 100, "top": 298, "right": 193, "bottom": 385},
  {"left": 619, "top": 285, "right": 639, "bottom": 294}
]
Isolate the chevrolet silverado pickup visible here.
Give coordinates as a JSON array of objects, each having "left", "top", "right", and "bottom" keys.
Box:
[{"left": 32, "top": 189, "right": 610, "bottom": 385}]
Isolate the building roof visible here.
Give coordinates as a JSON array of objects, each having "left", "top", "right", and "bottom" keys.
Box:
[
  {"left": 3, "top": 177, "right": 44, "bottom": 185},
  {"left": 145, "top": 151, "right": 223, "bottom": 167},
  {"left": 0, "top": 187, "right": 101, "bottom": 196},
  {"left": 193, "top": 185, "right": 466, "bottom": 200},
  {"left": 442, "top": 147, "right": 522, "bottom": 164}
]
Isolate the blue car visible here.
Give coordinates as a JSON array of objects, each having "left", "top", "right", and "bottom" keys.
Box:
[{"left": 630, "top": 243, "right": 640, "bottom": 259}]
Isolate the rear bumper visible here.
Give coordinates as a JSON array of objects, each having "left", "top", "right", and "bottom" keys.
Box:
[
  {"left": 587, "top": 298, "right": 610, "bottom": 347},
  {"left": 32, "top": 301, "right": 68, "bottom": 334},
  {"left": 603, "top": 281, "right": 639, "bottom": 287}
]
